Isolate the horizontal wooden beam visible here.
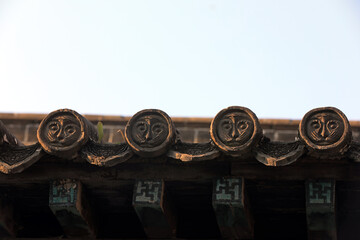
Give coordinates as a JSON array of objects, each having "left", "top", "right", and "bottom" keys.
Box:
[
  {"left": 232, "top": 161, "right": 360, "bottom": 181},
  {"left": 0, "top": 161, "right": 230, "bottom": 184},
  {"left": 0, "top": 154, "right": 359, "bottom": 185},
  {"left": 49, "top": 180, "right": 96, "bottom": 238}
]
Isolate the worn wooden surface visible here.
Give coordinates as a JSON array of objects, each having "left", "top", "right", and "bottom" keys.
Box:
[
  {"left": 212, "top": 178, "right": 253, "bottom": 239},
  {"left": 0, "top": 172, "right": 358, "bottom": 239},
  {"left": 0, "top": 154, "right": 359, "bottom": 182},
  {"left": 0, "top": 198, "right": 15, "bottom": 237},
  {"left": 2, "top": 108, "right": 360, "bottom": 239},
  {"left": 133, "top": 180, "right": 177, "bottom": 238},
  {"left": 49, "top": 180, "right": 96, "bottom": 238},
  {"left": 305, "top": 180, "right": 337, "bottom": 240},
  {"left": 0, "top": 155, "right": 356, "bottom": 238}
]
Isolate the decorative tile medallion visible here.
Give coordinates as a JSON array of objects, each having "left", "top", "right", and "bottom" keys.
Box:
[
  {"left": 299, "top": 107, "right": 351, "bottom": 154},
  {"left": 125, "top": 109, "right": 175, "bottom": 157},
  {"left": 38, "top": 109, "right": 97, "bottom": 159},
  {"left": 210, "top": 107, "right": 262, "bottom": 156}
]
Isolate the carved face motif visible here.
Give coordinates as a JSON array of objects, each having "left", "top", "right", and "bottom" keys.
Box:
[
  {"left": 306, "top": 113, "right": 344, "bottom": 146},
  {"left": 131, "top": 115, "right": 168, "bottom": 148},
  {"left": 44, "top": 114, "right": 81, "bottom": 147},
  {"left": 216, "top": 112, "right": 254, "bottom": 147}
]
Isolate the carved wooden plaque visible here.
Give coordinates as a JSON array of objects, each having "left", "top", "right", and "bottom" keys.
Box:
[
  {"left": 49, "top": 179, "right": 96, "bottom": 237},
  {"left": 125, "top": 109, "right": 175, "bottom": 157},
  {"left": 299, "top": 107, "right": 351, "bottom": 155},
  {"left": 306, "top": 180, "right": 335, "bottom": 206},
  {"left": 133, "top": 180, "right": 163, "bottom": 205},
  {"left": 305, "top": 180, "right": 336, "bottom": 239},
  {"left": 133, "top": 180, "right": 177, "bottom": 238},
  {"left": 210, "top": 106, "right": 262, "bottom": 156},
  {"left": 37, "top": 109, "right": 97, "bottom": 159},
  {"left": 212, "top": 178, "right": 253, "bottom": 239}
]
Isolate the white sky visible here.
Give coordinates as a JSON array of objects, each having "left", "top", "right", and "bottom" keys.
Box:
[{"left": 1, "top": 0, "right": 360, "bottom": 120}]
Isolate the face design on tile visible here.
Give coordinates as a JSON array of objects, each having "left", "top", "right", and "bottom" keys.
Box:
[
  {"left": 131, "top": 115, "right": 168, "bottom": 148},
  {"left": 305, "top": 112, "right": 344, "bottom": 146},
  {"left": 216, "top": 112, "right": 254, "bottom": 147},
  {"left": 43, "top": 114, "right": 81, "bottom": 147}
]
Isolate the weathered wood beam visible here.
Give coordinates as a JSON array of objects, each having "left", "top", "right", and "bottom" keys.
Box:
[
  {"left": 0, "top": 198, "right": 15, "bottom": 237},
  {"left": 49, "top": 179, "right": 96, "bottom": 238},
  {"left": 212, "top": 178, "right": 253, "bottom": 239},
  {"left": 132, "top": 180, "right": 176, "bottom": 238},
  {"left": 1, "top": 158, "right": 360, "bottom": 183},
  {"left": 306, "top": 179, "right": 336, "bottom": 240},
  {"left": 231, "top": 161, "right": 360, "bottom": 181}
]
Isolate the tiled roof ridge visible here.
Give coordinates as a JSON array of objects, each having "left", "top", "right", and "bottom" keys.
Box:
[
  {"left": 0, "top": 113, "right": 304, "bottom": 123},
  {"left": 0, "top": 106, "right": 359, "bottom": 174},
  {"left": 3, "top": 113, "right": 360, "bottom": 134}
]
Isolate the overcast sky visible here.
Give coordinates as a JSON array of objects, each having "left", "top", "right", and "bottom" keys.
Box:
[{"left": 1, "top": 0, "right": 360, "bottom": 120}]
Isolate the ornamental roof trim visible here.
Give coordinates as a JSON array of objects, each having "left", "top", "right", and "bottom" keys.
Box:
[{"left": 0, "top": 106, "right": 360, "bottom": 174}]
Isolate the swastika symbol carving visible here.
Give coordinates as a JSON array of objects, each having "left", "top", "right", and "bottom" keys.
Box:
[
  {"left": 214, "top": 178, "right": 242, "bottom": 203},
  {"left": 133, "top": 180, "right": 162, "bottom": 204},
  {"left": 307, "top": 180, "right": 334, "bottom": 205},
  {"left": 49, "top": 180, "right": 78, "bottom": 205}
]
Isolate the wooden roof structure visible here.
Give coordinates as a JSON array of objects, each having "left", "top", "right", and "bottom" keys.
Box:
[{"left": 0, "top": 106, "right": 359, "bottom": 239}]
